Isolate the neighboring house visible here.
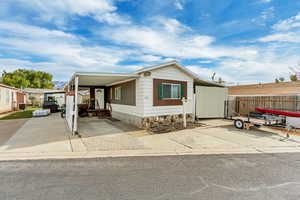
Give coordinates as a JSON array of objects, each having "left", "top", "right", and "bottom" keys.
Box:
[
  {"left": 0, "top": 84, "right": 26, "bottom": 114},
  {"left": 23, "top": 88, "right": 65, "bottom": 107},
  {"left": 65, "top": 61, "right": 227, "bottom": 134},
  {"left": 227, "top": 81, "right": 300, "bottom": 96}
]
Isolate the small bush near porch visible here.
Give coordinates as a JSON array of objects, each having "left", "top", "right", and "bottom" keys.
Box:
[{"left": 0, "top": 107, "right": 40, "bottom": 120}]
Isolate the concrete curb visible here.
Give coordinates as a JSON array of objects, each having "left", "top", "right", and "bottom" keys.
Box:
[{"left": 1, "top": 147, "right": 300, "bottom": 161}]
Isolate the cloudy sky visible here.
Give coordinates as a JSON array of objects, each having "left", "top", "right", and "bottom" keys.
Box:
[{"left": 0, "top": 0, "right": 299, "bottom": 84}]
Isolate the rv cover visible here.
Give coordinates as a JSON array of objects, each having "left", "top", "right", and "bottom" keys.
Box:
[{"left": 255, "top": 107, "right": 300, "bottom": 118}]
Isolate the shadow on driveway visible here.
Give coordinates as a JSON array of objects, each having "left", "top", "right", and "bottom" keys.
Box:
[{"left": 0, "top": 119, "right": 28, "bottom": 146}]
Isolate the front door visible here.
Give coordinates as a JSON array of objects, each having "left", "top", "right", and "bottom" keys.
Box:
[{"left": 95, "top": 89, "right": 105, "bottom": 110}]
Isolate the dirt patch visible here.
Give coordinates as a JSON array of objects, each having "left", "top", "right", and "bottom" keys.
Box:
[{"left": 0, "top": 119, "right": 28, "bottom": 146}]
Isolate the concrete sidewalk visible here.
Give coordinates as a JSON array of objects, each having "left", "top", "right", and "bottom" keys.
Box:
[{"left": 1, "top": 116, "right": 300, "bottom": 161}]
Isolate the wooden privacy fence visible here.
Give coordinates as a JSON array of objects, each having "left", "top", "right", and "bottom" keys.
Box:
[{"left": 235, "top": 96, "right": 300, "bottom": 116}]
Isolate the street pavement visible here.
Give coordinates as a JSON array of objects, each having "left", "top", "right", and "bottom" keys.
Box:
[{"left": 1, "top": 153, "right": 300, "bottom": 200}]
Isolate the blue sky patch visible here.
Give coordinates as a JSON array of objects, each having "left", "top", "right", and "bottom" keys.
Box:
[{"left": 0, "top": 0, "right": 299, "bottom": 84}]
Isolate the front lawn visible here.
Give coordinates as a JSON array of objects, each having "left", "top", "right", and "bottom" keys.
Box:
[{"left": 0, "top": 107, "right": 40, "bottom": 120}]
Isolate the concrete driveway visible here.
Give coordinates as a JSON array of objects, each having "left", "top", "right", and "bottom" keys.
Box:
[
  {"left": 1, "top": 114, "right": 300, "bottom": 160},
  {"left": 0, "top": 113, "right": 72, "bottom": 153},
  {"left": 0, "top": 119, "right": 28, "bottom": 146},
  {"left": 78, "top": 118, "right": 300, "bottom": 154}
]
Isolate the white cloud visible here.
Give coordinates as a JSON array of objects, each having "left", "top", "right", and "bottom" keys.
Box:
[
  {"left": 174, "top": 0, "right": 184, "bottom": 10},
  {"left": 251, "top": 7, "right": 275, "bottom": 26},
  {"left": 94, "top": 12, "right": 131, "bottom": 25},
  {"left": 0, "top": 58, "right": 73, "bottom": 80},
  {"left": 12, "top": 0, "right": 130, "bottom": 25},
  {"left": 136, "top": 55, "right": 163, "bottom": 62},
  {"left": 217, "top": 58, "right": 293, "bottom": 84},
  {"left": 186, "top": 40, "right": 300, "bottom": 85},
  {"left": 202, "top": 54, "right": 297, "bottom": 85},
  {"left": 186, "top": 65, "right": 218, "bottom": 80},
  {"left": 259, "top": 0, "right": 272, "bottom": 3},
  {"left": 258, "top": 32, "right": 300, "bottom": 43},
  {"left": 0, "top": 21, "right": 134, "bottom": 79},
  {"left": 273, "top": 12, "right": 300, "bottom": 31},
  {"left": 159, "top": 18, "right": 190, "bottom": 34},
  {"left": 100, "top": 18, "right": 258, "bottom": 60},
  {"left": 258, "top": 13, "right": 300, "bottom": 43},
  {"left": 197, "top": 60, "right": 213, "bottom": 64}
]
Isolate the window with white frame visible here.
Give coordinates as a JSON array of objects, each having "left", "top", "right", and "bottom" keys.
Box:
[
  {"left": 114, "top": 87, "right": 121, "bottom": 100},
  {"left": 161, "top": 83, "right": 181, "bottom": 99}
]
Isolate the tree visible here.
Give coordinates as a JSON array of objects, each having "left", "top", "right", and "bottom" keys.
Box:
[
  {"left": 2, "top": 69, "right": 54, "bottom": 89},
  {"left": 290, "top": 74, "right": 298, "bottom": 81},
  {"left": 275, "top": 77, "right": 285, "bottom": 83}
]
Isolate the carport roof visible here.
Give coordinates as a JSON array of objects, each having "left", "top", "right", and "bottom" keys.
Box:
[{"left": 73, "top": 72, "right": 139, "bottom": 86}]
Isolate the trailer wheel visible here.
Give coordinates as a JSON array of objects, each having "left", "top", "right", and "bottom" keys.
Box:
[{"left": 234, "top": 119, "right": 244, "bottom": 129}]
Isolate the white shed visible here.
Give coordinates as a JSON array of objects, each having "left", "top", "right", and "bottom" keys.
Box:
[{"left": 195, "top": 86, "right": 228, "bottom": 119}]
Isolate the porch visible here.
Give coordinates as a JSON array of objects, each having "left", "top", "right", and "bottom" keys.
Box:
[{"left": 65, "top": 72, "right": 139, "bottom": 135}]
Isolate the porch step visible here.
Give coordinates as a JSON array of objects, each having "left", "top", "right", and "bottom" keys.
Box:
[{"left": 97, "top": 109, "right": 111, "bottom": 118}]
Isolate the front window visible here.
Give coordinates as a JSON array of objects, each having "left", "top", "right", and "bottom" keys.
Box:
[
  {"left": 162, "top": 83, "right": 181, "bottom": 99},
  {"left": 114, "top": 87, "right": 121, "bottom": 100}
]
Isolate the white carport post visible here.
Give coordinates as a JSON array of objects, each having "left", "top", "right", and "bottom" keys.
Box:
[{"left": 73, "top": 75, "right": 79, "bottom": 135}]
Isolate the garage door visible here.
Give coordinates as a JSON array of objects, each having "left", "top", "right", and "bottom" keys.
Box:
[{"left": 195, "top": 86, "right": 228, "bottom": 118}]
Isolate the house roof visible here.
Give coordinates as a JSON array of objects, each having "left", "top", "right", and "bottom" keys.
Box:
[
  {"left": 67, "top": 61, "right": 222, "bottom": 87},
  {"left": 227, "top": 81, "right": 300, "bottom": 96},
  {"left": 0, "top": 83, "right": 22, "bottom": 91},
  {"left": 23, "top": 88, "right": 65, "bottom": 94},
  {"left": 135, "top": 60, "right": 223, "bottom": 87}
]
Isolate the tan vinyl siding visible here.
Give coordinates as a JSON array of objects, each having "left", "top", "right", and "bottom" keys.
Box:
[{"left": 109, "top": 80, "right": 136, "bottom": 106}]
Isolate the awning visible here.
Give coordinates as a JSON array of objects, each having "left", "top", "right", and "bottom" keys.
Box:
[{"left": 72, "top": 72, "right": 140, "bottom": 86}]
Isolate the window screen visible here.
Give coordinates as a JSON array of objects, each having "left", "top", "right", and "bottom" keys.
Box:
[
  {"left": 114, "top": 87, "right": 121, "bottom": 100},
  {"left": 162, "top": 83, "right": 181, "bottom": 99}
]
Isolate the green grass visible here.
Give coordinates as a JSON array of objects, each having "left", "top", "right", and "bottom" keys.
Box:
[{"left": 0, "top": 107, "right": 40, "bottom": 120}]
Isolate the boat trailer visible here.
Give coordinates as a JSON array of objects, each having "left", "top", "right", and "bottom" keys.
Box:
[{"left": 233, "top": 107, "right": 300, "bottom": 137}]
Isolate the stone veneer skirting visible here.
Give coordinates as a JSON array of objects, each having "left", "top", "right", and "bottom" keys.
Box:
[
  {"left": 141, "top": 114, "right": 194, "bottom": 131},
  {"left": 112, "top": 111, "right": 195, "bottom": 132}
]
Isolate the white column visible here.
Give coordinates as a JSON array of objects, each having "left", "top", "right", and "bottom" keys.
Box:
[
  {"left": 182, "top": 97, "right": 187, "bottom": 128},
  {"left": 73, "top": 76, "right": 79, "bottom": 135}
]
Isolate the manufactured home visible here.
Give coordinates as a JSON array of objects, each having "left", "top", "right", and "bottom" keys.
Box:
[
  {"left": 65, "top": 61, "right": 228, "bottom": 134},
  {"left": 0, "top": 84, "right": 26, "bottom": 114},
  {"left": 24, "top": 88, "right": 65, "bottom": 108}
]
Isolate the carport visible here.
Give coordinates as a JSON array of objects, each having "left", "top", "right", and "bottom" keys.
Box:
[{"left": 65, "top": 72, "right": 139, "bottom": 135}]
